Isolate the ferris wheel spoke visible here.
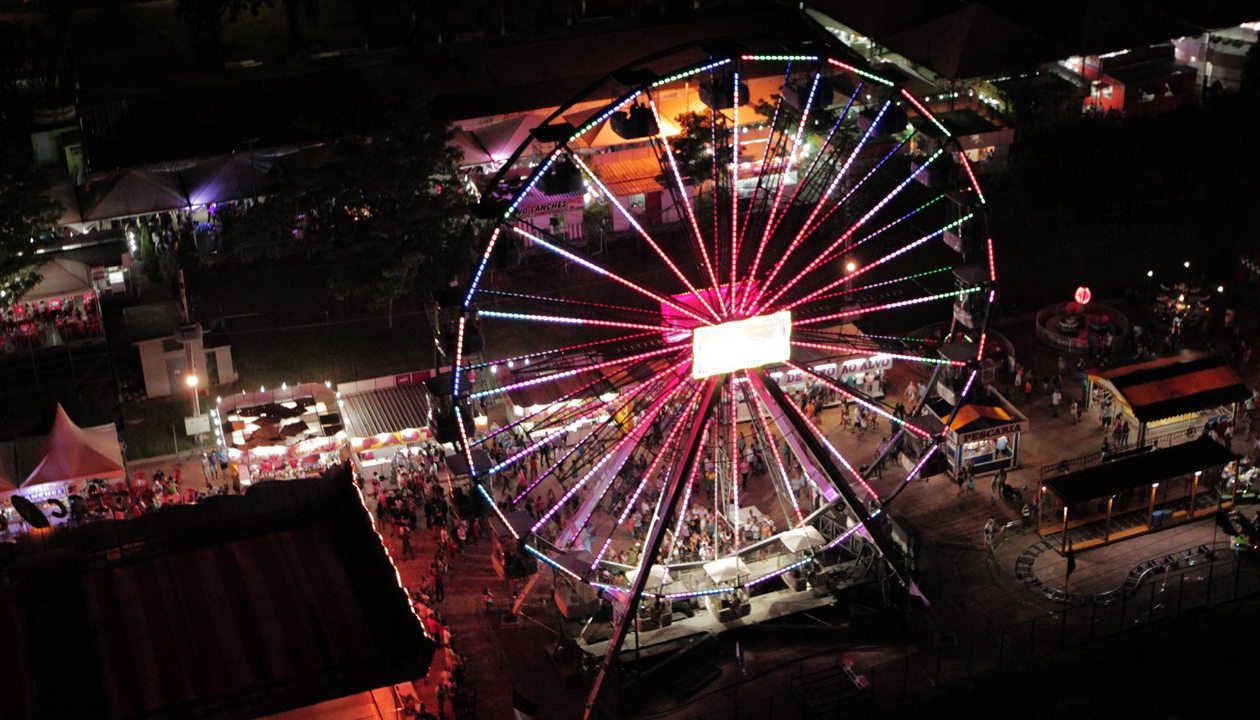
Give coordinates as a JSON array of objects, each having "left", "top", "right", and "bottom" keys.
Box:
[
  {"left": 509, "top": 226, "right": 712, "bottom": 325},
  {"left": 463, "top": 329, "right": 664, "bottom": 373},
  {"left": 791, "top": 340, "right": 965, "bottom": 371},
  {"left": 477, "top": 308, "right": 684, "bottom": 336},
  {"left": 566, "top": 152, "right": 722, "bottom": 322},
  {"left": 467, "top": 345, "right": 681, "bottom": 402},
  {"left": 784, "top": 214, "right": 974, "bottom": 312},
  {"left": 737, "top": 71, "right": 829, "bottom": 316},
  {"left": 493, "top": 362, "right": 684, "bottom": 499},
  {"left": 758, "top": 88, "right": 859, "bottom": 247},
  {"left": 592, "top": 383, "right": 706, "bottom": 568},
  {"left": 807, "top": 194, "right": 949, "bottom": 273},
  {"left": 785, "top": 361, "right": 933, "bottom": 443},
  {"left": 477, "top": 289, "right": 667, "bottom": 320},
  {"left": 747, "top": 99, "right": 891, "bottom": 313},
  {"left": 794, "top": 286, "right": 982, "bottom": 328},
  {"left": 755, "top": 145, "right": 948, "bottom": 314},
  {"left": 532, "top": 378, "right": 692, "bottom": 534},
  {"left": 743, "top": 373, "right": 842, "bottom": 504},
  {"left": 646, "top": 99, "right": 724, "bottom": 309}
]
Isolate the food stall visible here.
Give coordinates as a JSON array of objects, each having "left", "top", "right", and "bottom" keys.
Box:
[
  {"left": 1084, "top": 352, "right": 1249, "bottom": 448},
  {"left": 336, "top": 373, "right": 440, "bottom": 480},
  {"left": 923, "top": 388, "right": 1028, "bottom": 477},
  {"left": 213, "top": 383, "right": 343, "bottom": 486}
]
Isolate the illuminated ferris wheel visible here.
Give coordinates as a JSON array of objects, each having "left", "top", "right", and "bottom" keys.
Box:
[{"left": 448, "top": 46, "right": 996, "bottom": 706}]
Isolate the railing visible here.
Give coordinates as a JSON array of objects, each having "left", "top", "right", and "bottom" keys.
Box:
[{"left": 671, "top": 550, "right": 1260, "bottom": 720}]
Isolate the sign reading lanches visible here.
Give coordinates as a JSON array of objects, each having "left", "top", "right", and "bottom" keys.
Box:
[{"left": 691, "top": 311, "right": 792, "bottom": 379}]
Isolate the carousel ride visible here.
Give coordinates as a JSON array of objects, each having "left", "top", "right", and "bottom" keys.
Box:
[{"left": 441, "top": 46, "right": 997, "bottom": 713}]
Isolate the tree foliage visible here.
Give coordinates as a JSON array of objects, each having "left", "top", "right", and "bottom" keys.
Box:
[
  {"left": 225, "top": 100, "right": 475, "bottom": 311},
  {"left": 670, "top": 110, "right": 731, "bottom": 184},
  {"left": 0, "top": 167, "right": 62, "bottom": 306}
]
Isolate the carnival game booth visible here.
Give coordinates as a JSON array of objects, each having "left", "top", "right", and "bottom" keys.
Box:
[
  {"left": 1084, "top": 353, "right": 1250, "bottom": 448},
  {"left": 0, "top": 404, "right": 126, "bottom": 530},
  {"left": 213, "top": 383, "right": 343, "bottom": 486},
  {"left": 922, "top": 388, "right": 1027, "bottom": 477},
  {"left": 337, "top": 372, "right": 439, "bottom": 480},
  {"left": 1039, "top": 437, "right": 1238, "bottom": 553}
]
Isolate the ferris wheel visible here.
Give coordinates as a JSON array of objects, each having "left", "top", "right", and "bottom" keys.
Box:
[{"left": 449, "top": 47, "right": 996, "bottom": 708}]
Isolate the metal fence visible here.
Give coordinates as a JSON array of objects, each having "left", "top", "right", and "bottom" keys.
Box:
[{"left": 679, "top": 552, "right": 1260, "bottom": 719}]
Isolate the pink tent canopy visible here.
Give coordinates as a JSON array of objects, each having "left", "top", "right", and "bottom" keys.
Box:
[{"left": 21, "top": 405, "right": 125, "bottom": 488}]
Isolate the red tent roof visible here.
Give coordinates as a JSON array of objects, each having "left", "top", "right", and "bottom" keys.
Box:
[{"left": 21, "top": 405, "right": 125, "bottom": 487}]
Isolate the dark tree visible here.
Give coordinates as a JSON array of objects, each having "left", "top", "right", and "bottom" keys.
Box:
[
  {"left": 0, "top": 167, "right": 63, "bottom": 304},
  {"left": 225, "top": 100, "right": 475, "bottom": 317}
]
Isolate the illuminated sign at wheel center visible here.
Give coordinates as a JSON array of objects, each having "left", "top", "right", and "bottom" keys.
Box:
[{"left": 691, "top": 311, "right": 792, "bottom": 378}]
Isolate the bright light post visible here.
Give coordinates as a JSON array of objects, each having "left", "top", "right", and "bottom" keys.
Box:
[
  {"left": 186, "top": 373, "right": 201, "bottom": 418},
  {"left": 845, "top": 261, "right": 857, "bottom": 296}
]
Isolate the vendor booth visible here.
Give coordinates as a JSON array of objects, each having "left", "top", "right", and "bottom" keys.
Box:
[
  {"left": 1084, "top": 353, "right": 1249, "bottom": 448},
  {"left": 212, "top": 383, "right": 343, "bottom": 486},
  {"left": 1039, "top": 437, "right": 1238, "bottom": 552},
  {"left": 922, "top": 389, "right": 1027, "bottom": 476},
  {"left": 337, "top": 373, "right": 439, "bottom": 480},
  {"left": 0, "top": 404, "right": 126, "bottom": 530}
]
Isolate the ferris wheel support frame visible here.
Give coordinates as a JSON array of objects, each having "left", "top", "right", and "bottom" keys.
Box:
[{"left": 583, "top": 378, "right": 722, "bottom": 720}]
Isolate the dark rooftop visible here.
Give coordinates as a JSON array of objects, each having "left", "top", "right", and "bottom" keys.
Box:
[
  {"left": 1045, "top": 437, "right": 1238, "bottom": 504},
  {"left": 0, "top": 475, "right": 434, "bottom": 719}
]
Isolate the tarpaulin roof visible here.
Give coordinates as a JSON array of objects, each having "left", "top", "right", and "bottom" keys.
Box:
[
  {"left": 20, "top": 404, "right": 124, "bottom": 487},
  {"left": 0, "top": 443, "right": 17, "bottom": 492},
  {"left": 340, "top": 384, "right": 435, "bottom": 439},
  {"left": 79, "top": 169, "right": 188, "bottom": 221},
  {"left": 947, "top": 403, "right": 1015, "bottom": 433},
  {"left": 19, "top": 259, "right": 94, "bottom": 305},
  {"left": 0, "top": 476, "right": 434, "bottom": 719},
  {"left": 1045, "top": 437, "right": 1238, "bottom": 504},
  {"left": 181, "top": 153, "right": 280, "bottom": 206},
  {"left": 1088, "top": 353, "right": 1250, "bottom": 423}
]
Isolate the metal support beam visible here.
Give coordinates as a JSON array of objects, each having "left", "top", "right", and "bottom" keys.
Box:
[{"left": 583, "top": 379, "right": 720, "bottom": 719}]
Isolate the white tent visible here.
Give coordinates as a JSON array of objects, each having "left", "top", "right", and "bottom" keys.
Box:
[
  {"left": 20, "top": 405, "right": 125, "bottom": 488},
  {"left": 20, "top": 259, "right": 94, "bottom": 305}
]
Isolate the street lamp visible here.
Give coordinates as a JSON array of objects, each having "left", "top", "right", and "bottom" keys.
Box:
[
  {"left": 186, "top": 373, "right": 201, "bottom": 418},
  {"left": 845, "top": 261, "right": 857, "bottom": 296}
]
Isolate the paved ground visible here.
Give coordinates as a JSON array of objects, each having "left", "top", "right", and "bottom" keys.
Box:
[{"left": 120, "top": 297, "right": 1260, "bottom": 718}]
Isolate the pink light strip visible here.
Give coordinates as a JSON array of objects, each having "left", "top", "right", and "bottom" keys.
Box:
[
  {"left": 465, "top": 330, "right": 659, "bottom": 372},
  {"left": 738, "top": 72, "right": 821, "bottom": 317},
  {"left": 783, "top": 212, "right": 973, "bottom": 312},
  {"left": 469, "top": 346, "right": 678, "bottom": 401},
  {"left": 781, "top": 394, "right": 879, "bottom": 500},
  {"left": 592, "top": 385, "right": 704, "bottom": 568},
  {"left": 648, "top": 99, "right": 724, "bottom": 311},
  {"left": 530, "top": 379, "right": 690, "bottom": 533},
  {"left": 669, "top": 431, "right": 706, "bottom": 556},
  {"left": 511, "top": 226, "right": 710, "bottom": 325},
  {"left": 790, "top": 131, "right": 916, "bottom": 260},
  {"left": 481, "top": 289, "right": 663, "bottom": 318},
  {"left": 757, "top": 147, "right": 948, "bottom": 313},
  {"left": 506, "top": 363, "right": 685, "bottom": 499},
  {"left": 784, "top": 360, "right": 931, "bottom": 442},
  {"left": 749, "top": 100, "right": 891, "bottom": 312},
  {"left": 729, "top": 380, "right": 740, "bottom": 551},
  {"left": 568, "top": 153, "right": 721, "bottom": 321},
  {"left": 960, "top": 369, "right": 978, "bottom": 399},
  {"left": 730, "top": 71, "right": 741, "bottom": 311},
  {"left": 760, "top": 87, "right": 859, "bottom": 246},
  {"left": 899, "top": 88, "right": 952, "bottom": 136},
  {"left": 976, "top": 332, "right": 988, "bottom": 361},
  {"left": 794, "top": 287, "right": 980, "bottom": 327},
  {"left": 957, "top": 151, "right": 986, "bottom": 204},
  {"left": 477, "top": 309, "right": 685, "bottom": 335},
  {"left": 789, "top": 341, "right": 966, "bottom": 367},
  {"left": 986, "top": 237, "right": 997, "bottom": 282}
]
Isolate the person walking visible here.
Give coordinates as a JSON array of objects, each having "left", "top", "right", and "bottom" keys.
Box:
[
  {"left": 399, "top": 523, "right": 415, "bottom": 560},
  {"left": 990, "top": 474, "right": 1000, "bottom": 505},
  {"left": 984, "top": 516, "right": 996, "bottom": 546},
  {"left": 1021, "top": 502, "right": 1032, "bottom": 530},
  {"left": 1051, "top": 389, "right": 1062, "bottom": 417},
  {"left": 1069, "top": 400, "right": 1080, "bottom": 424}
]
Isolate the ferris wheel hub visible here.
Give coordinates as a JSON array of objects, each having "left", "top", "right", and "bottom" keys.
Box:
[{"left": 691, "top": 310, "right": 792, "bottom": 379}]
